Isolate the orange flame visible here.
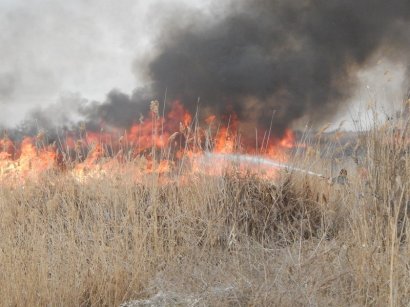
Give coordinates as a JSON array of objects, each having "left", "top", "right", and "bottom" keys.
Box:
[{"left": 0, "top": 101, "right": 297, "bottom": 183}]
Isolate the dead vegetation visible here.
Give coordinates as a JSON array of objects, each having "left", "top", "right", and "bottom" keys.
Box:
[{"left": 1, "top": 108, "right": 410, "bottom": 306}]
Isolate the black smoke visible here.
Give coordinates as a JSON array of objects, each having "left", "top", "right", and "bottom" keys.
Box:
[
  {"left": 79, "top": 89, "right": 152, "bottom": 130},
  {"left": 142, "top": 0, "right": 410, "bottom": 135},
  {"left": 12, "top": 0, "right": 410, "bottom": 137}
]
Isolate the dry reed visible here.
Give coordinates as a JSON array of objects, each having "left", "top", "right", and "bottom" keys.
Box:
[{"left": 0, "top": 107, "right": 409, "bottom": 306}]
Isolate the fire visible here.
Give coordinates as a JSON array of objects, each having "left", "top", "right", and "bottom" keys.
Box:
[
  {"left": 0, "top": 101, "right": 298, "bottom": 184},
  {"left": 0, "top": 137, "right": 56, "bottom": 180},
  {"left": 278, "top": 129, "right": 295, "bottom": 149}
]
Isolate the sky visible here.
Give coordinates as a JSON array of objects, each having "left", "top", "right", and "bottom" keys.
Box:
[
  {"left": 0, "top": 0, "right": 217, "bottom": 125},
  {"left": 0, "top": 0, "right": 407, "bottom": 129}
]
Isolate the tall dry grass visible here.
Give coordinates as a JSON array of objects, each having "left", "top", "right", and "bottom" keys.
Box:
[{"left": 0, "top": 107, "right": 410, "bottom": 306}]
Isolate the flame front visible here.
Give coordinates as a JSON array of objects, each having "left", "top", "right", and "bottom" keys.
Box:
[{"left": 0, "top": 101, "right": 297, "bottom": 184}]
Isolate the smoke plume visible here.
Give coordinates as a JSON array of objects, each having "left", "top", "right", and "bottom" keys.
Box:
[
  {"left": 7, "top": 0, "right": 410, "bottom": 137},
  {"left": 139, "top": 0, "right": 410, "bottom": 135}
]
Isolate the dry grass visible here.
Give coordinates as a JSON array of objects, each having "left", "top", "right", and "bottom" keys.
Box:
[{"left": 1, "top": 110, "right": 410, "bottom": 306}]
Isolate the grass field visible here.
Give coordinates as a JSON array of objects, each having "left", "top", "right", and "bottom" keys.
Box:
[{"left": 0, "top": 107, "right": 409, "bottom": 306}]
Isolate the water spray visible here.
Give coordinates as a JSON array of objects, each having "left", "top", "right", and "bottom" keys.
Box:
[{"left": 203, "top": 153, "right": 326, "bottom": 178}]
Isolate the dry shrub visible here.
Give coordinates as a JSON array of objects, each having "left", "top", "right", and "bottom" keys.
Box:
[{"left": 0, "top": 108, "right": 410, "bottom": 306}]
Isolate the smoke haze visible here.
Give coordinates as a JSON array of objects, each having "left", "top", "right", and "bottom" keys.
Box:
[
  {"left": 1, "top": 0, "right": 410, "bottom": 136},
  {"left": 144, "top": 0, "right": 410, "bottom": 135}
]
